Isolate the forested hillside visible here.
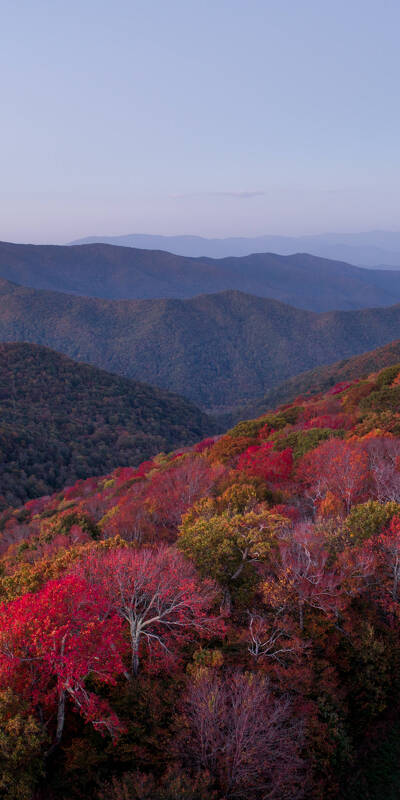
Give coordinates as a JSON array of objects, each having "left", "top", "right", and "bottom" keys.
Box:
[
  {"left": 0, "top": 343, "right": 212, "bottom": 507},
  {"left": 3, "top": 363, "right": 400, "bottom": 797},
  {"left": 240, "top": 338, "right": 400, "bottom": 419},
  {"left": 3, "top": 240, "right": 400, "bottom": 309},
  {"left": 4, "top": 280, "right": 400, "bottom": 408}
]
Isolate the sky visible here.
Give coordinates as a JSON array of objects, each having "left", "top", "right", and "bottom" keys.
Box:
[{"left": 1, "top": 0, "right": 400, "bottom": 243}]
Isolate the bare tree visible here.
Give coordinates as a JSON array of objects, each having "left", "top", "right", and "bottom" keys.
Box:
[
  {"left": 364, "top": 437, "right": 400, "bottom": 503},
  {"left": 247, "top": 612, "right": 308, "bottom": 665},
  {"left": 264, "top": 524, "right": 342, "bottom": 630},
  {"left": 180, "top": 670, "right": 305, "bottom": 800},
  {"left": 77, "top": 545, "right": 220, "bottom": 675}
]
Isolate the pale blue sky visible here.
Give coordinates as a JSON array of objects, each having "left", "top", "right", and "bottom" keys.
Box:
[{"left": 1, "top": 0, "right": 400, "bottom": 242}]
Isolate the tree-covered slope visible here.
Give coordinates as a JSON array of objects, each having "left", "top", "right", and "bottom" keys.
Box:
[
  {"left": 4, "top": 281, "right": 400, "bottom": 409},
  {"left": 4, "top": 362, "right": 400, "bottom": 798},
  {"left": 0, "top": 342, "right": 212, "bottom": 507},
  {"left": 3, "top": 240, "right": 400, "bottom": 310},
  {"left": 238, "top": 339, "right": 400, "bottom": 419}
]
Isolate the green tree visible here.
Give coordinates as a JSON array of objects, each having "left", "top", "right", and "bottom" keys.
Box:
[
  {"left": 345, "top": 500, "right": 400, "bottom": 543},
  {"left": 178, "top": 509, "right": 287, "bottom": 612}
]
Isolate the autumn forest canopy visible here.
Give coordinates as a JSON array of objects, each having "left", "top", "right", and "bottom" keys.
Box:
[
  {"left": 3, "top": 243, "right": 400, "bottom": 800},
  {"left": 3, "top": 357, "right": 400, "bottom": 798}
]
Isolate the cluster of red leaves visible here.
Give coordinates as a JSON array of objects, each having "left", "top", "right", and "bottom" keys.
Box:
[
  {"left": 237, "top": 442, "right": 293, "bottom": 484},
  {"left": 302, "top": 413, "right": 352, "bottom": 430},
  {"left": 327, "top": 381, "right": 355, "bottom": 395},
  {"left": 297, "top": 439, "right": 369, "bottom": 512},
  {"left": 0, "top": 575, "right": 127, "bottom": 737}
]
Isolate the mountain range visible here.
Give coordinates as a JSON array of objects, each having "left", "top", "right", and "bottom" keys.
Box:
[
  {"left": 0, "top": 342, "right": 212, "bottom": 507},
  {"left": 3, "top": 241, "right": 400, "bottom": 310},
  {"left": 4, "top": 279, "right": 400, "bottom": 410},
  {"left": 70, "top": 230, "right": 400, "bottom": 269}
]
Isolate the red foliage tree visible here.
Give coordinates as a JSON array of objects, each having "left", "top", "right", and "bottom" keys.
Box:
[
  {"left": 100, "top": 484, "right": 153, "bottom": 544},
  {"left": 303, "top": 413, "right": 352, "bottom": 430},
  {"left": 0, "top": 575, "right": 127, "bottom": 752},
  {"left": 237, "top": 442, "right": 293, "bottom": 484},
  {"left": 101, "top": 456, "right": 221, "bottom": 545},
  {"left": 297, "top": 439, "right": 369, "bottom": 513},
  {"left": 264, "top": 525, "right": 342, "bottom": 630},
  {"left": 144, "top": 455, "right": 223, "bottom": 533},
  {"left": 337, "top": 543, "right": 376, "bottom": 602},
  {"left": 76, "top": 545, "right": 222, "bottom": 675}
]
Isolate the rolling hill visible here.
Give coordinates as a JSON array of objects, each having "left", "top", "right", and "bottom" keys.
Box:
[
  {"left": 0, "top": 342, "right": 213, "bottom": 507},
  {"left": 3, "top": 240, "right": 400, "bottom": 310},
  {"left": 4, "top": 281, "right": 400, "bottom": 410},
  {"left": 70, "top": 230, "right": 400, "bottom": 268}
]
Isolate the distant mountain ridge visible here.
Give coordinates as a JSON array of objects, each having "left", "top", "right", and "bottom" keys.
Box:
[
  {"left": 0, "top": 342, "right": 213, "bottom": 507},
  {"left": 4, "top": 280, "right": 400, "bottom": 409},
  {"left": 3, "top": 240, "right": 400, "bottom": 311},
  {"left": 70, "top": 230, "right": 400, "bottom": 269}
]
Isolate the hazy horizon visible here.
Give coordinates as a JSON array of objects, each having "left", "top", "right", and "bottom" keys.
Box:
[
  {"left": 2, "top": 228, "right": 400, "bottom": 250},
  {"left": 3, "top": 228, "right": 400, "bottom": 248}
]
